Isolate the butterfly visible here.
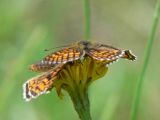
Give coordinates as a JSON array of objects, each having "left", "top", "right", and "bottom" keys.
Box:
[
  {"left": 29, "top": 41, "right": 136, "bottom": 71},
  {"left": 23, "top": 40, "right": 136, "bottom": 101}
]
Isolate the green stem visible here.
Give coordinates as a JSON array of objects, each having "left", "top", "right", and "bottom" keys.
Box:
[
  {"left": 83, "top": 0, "right": 91, "bottom": 40},
  {"left": 68, "top": 86, "right": 92, "bottom": 120},
  {"left": 130, "top": 1, "right": 160, "bottom": 120}
]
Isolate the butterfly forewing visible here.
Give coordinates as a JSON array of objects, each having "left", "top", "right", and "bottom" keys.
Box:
[
  {"left": 44, "top": 47, "right": 84, "bottom": 63},
  {"left": 23, "top": 65, "right": 63, "bottom": 101},
  {"left": 29, "top": 47, "right": 84, "bottom": 72}
]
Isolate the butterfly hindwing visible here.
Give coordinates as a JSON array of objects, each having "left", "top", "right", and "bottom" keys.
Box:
[{"left": 23, "top": 65, "right": 63, "bottom": 101}]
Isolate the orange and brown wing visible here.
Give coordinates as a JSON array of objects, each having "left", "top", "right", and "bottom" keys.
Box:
[
  {"left": 43, "top": 47, "right": 84, "bottom": 64},
  {"left": 86, "top": 44, "right": 123, "bottom": 62},
  {"left": 23, "top": 65, "right": 63, "bottom": 101},
  {"left": 86, "top": 44, "right": 136, "bottom": 64},
  {"left": 29, "top": 63, "right": 56, "bottom": 72},
  {"left": 29, "top": 47, "right": 84, "bottom": 72}
]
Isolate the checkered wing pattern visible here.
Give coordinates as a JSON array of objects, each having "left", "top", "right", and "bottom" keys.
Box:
[
  {"left": 29, "top": 47, "right": 84, "bottom": 72},
  {"left": 43, "top": 47, "right": 84, "bottom": 64},
  {"left": 87, "top": 44, "right": 136, "bottom": 63},
  {"left": 86, "top": 44, "right": 124, "bottom": 63},
  {"left": 23, "top": 65, "right": 63, "bottom": 101}
]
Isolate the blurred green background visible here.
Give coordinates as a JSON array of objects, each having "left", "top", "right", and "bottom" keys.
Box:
[{"left": 0, "top": 0, "right": 159, "bottom": 120}]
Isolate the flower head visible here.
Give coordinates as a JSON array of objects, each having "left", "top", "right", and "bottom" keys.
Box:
[{"left": 54, "top": 56, "right": 108, "bottom": 97}]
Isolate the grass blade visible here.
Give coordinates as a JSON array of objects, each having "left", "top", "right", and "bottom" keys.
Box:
[{"left": 130, "top": 1, "right": 160, "bottom": 120}]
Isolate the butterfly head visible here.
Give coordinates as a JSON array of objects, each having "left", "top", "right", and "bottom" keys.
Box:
[
  {"left": 78, "top": 40, "right": 90, "bottom": 46},
  {"left": 77, "top": 40, "right": 92, "bottom": 49}
]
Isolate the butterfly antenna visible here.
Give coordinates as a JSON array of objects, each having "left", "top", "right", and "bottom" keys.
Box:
[{"left": 44, "top": 45, "right": 69, "bottom": 51}]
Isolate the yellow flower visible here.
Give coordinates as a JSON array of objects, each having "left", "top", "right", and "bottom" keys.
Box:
[
  {"left": 54, "top": 56, "right": 108, "bottom": 120},
  {"left": 54, "top": 56, "right": 108, "bottom": 96}
]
